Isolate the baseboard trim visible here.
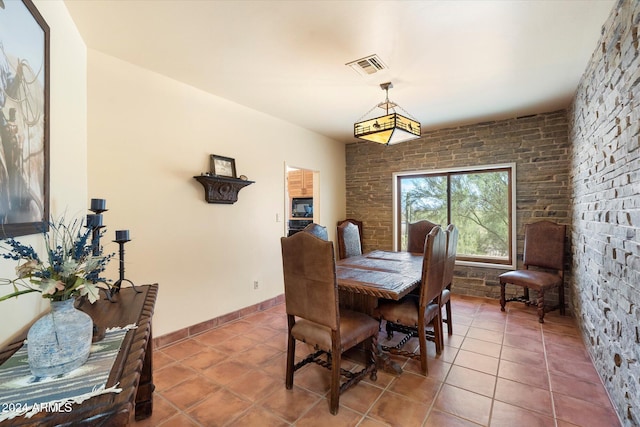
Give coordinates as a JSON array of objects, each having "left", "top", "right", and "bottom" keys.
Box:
[{"left": 153, "top": 294, "right": 285, "bottom": 349}]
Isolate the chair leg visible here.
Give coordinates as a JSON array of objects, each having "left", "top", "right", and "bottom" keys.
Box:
[
  {"left": 285, "top": 317, "right": 296, "bottom": 389},
  {"left": 329, "top": 350, "right": 340, "bottom": 414},
  {"left": 559, "top": 283, "right": 566, "bottom": 315},
  {"left": 500, "top": 282, "right": 506, "bottom": 312},
  {"left": 434, "top": 310, "right": 443, "bottom": 355},
  {"left": 445, "top": 300, "right": 453, "bottom": 335},
  {"left": 536, "top": 289, "right": 546, "bottom": 323},
  {"left": 417, "top": 318, "right": 428, "bottom": 375}
]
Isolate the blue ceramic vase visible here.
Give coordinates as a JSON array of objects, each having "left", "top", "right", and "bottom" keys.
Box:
[{"left": 26, "top": 298, "right": 93, "bottom": 377}]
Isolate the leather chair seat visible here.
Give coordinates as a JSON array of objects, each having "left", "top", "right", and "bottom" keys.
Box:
[
  {"left": 499, "top": 270, "right": 561, "bottom": 290},
  {"left": 376, "top": 295, "right": 439, "bottom": 328},
  {"left": 291, "top": 308, "right": 380, "bottom": 353}
]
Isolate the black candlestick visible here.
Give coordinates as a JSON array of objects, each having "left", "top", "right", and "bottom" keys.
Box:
[{"left": 111, "top": 235, "right": 141, "bottom": 296}]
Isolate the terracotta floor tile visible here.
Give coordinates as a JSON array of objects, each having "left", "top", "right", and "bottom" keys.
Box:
[
  {"left": 225, "top": 406, "right": 290, "bottom": 427},
  {"left": 368, "top": 391, "right": 430, "bottom": 426},
  {"left": 226, "top": 368, "right": 282, "bottom": 402},
  {"left": 549, "top": 371, "right": 612, "bottom": 407},
  {"left": 494, "top": 377, "right": 553, "bottom": 416},
  {"left": 498, "top": 359, "right": 550, "bottom": 390},
  {"left": 162, "top": 375, "right": 220, "bottom": 410},
  {"left": 133, "top": 295, "right": 621, "bottom": 427},
  {"left": 295, "top": 400, "right": 363, "bottom": 426},
  {"left": 490, "top": 400, "right": 555, "bottom": 427},
  {"left": 466, "top": 327, "right": 504, "bottom": 344},
  {"left": 153, "top": 350, "right": 176, "bottom": 370},
  {"left": 387, "top": 370, "right": 441, "bottom": 404},
  {"left": 433, "top": 383, "right": 492, "bottom": 426},
  {"left": 445, "top": 365, "right": 496, "bottom": 397},
  {"left": 186, "top": 388, "right": 253, "bottom": 426},
  {"left": 424, "top": 409, "right": 481, "bottom": 427},
  {"left": 192, "top": 327, "right": 234, "bottom": 346},
  {"left": 554, "top": 392, "right": 620, "bottom": 427},
  {"left": 202, "top": 358, "right": 253, "bottom": 385},
  {"left": 154, "top": 363, "right": 197, "bottom": 391},
  {"left": 460, "top": 336, "right": 502, "bottom": 358},
  {"left": 260, "top": 386, "right": 323, "bottom": 423},
  {"left": 161, "top": 339, "right": 205, "bottom": 361},
  {"left": 181, "top": 346, "right": 229, "bottom": 371},
  {"left": 337, "top": 380, "right": 383, "bottom": 414},
  {"left": 454, "top": 349, "right": 499, "bottom": 375},
  {"left": 499, "top": 345, "right": 545, "bottom": 366}
]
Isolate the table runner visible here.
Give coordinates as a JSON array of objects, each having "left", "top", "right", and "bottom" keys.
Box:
[{"left": 0, "top": 325, "right": 134, "bottom": 421}]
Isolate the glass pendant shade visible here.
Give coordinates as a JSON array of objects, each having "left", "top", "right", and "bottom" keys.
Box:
[
  {"left": 354, "top": 113, "right": 421, "bottom": 145},
  {"left": 354, "top": 82, "right": 421, "bottom": 145}
]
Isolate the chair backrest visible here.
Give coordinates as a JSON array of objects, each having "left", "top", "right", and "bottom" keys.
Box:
[
  {"left": 337, "top": 219, "right": 363, "bottom": 249},
  {"left": 303, "top": 223, "right": 328, "bottom": 241},
  {"left": 523, "top": 221, "right": 566, "bottom": 271},
  {"left": 407, "top": 220, "right": 439, "bottom": 253},
  {"left": 419, "top": 226, "right": 447, "bottom": 308},
  {"left": 280, "top": 232, "right": 339, "bottom": 330},
  {"left": 336, "top": 221, "right": 362, "bottom": 260},
  {"left": 443, "top": 224, "right": 459, "bottom": 289}
]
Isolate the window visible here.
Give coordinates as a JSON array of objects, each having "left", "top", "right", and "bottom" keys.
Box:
[{"left": 394, "top": 164, "right": 516, "bottom": 268}]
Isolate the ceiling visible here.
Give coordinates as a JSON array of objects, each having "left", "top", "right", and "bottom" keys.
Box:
[{"left": 63, "top": 0, "right": 614, "bottom": 144}]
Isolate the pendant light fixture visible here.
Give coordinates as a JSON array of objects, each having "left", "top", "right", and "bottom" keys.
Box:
[{"left": 354, "top": 82, "right": 421, "bottom": 145}]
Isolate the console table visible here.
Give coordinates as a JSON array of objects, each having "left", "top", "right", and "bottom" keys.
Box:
[{"left": 0, "top": 284, "right": 158, "bottom": 426}]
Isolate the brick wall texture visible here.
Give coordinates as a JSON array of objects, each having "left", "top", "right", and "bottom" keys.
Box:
[
  {"left": 345, "top": 1, "right": 638, "bottom": 424},
  {"left": 568, "top": 0, "right": 639, "bottom": 424}
]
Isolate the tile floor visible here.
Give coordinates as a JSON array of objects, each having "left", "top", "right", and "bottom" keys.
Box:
[{"left": 136, "top": 295, "right": 621, "bottom": 426}]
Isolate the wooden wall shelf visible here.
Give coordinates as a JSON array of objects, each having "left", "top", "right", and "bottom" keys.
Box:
[{"left": 194, "top": 175, "right": 254, "bottom": 204}]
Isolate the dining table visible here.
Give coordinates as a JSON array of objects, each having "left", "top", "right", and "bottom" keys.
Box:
[{"left": 335, "top": 250, "right": 424, "bottom": 373}]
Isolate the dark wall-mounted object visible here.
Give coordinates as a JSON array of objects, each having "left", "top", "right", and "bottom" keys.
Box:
[{"left": 194, "top": 175, "right": 254, "bottom": 204}]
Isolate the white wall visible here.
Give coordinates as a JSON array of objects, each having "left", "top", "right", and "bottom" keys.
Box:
[
  {"left": 86, "top": 51, "right": 346, "bottom": 338},
  {"left": 0, "top": 1, "right": 88, "bottom": 345}
]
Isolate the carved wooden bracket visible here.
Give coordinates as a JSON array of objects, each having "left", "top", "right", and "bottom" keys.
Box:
[{"left": 194, "top": 175, "right": 254, "bottom": 204}]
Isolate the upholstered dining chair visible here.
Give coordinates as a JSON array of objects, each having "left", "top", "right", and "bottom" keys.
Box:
[
  {"left": 337, "top": 218, "right": 363, "bottom": 249},
  {"left": 440, "top": 224, "right": 459, "bottom": 341},
  {"left": 336, "top": 221, "right": 362, "bottom": 260},
  {"left": 375, "top": 226, "right": 447, "bottom": 375},
  {"left": 303, "top": 222, "right": 328, "bottom": 241},
  {"left": 280, "top": 231, "right": 379, "bottom": 415},
  {"left": 407, "top": 220, "right": 439, "bottom": 253},
  {"left": 499, "top": 220, "right": 566, "bottom": 323}
]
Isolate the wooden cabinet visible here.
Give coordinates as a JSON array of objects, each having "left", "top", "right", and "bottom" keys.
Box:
[{"left": 288, "top": 169, "right": 313, "bottom": 197}]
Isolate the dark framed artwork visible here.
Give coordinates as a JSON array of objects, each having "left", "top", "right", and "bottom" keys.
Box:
[
  {"left": 0, "top": 0, "right": 50, "bottom": 238},
  {"left": 210, "top": 154, "right": 237, "bottom": 178}
]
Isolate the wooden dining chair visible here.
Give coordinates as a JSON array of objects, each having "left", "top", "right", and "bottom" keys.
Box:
[
  {"left": 336, "top": 221, "right": 362, "bottom": 259},
  {"left": 303, "top": 222, "right": 328, "bottom": 240},
  {"left": 406, "top": 220, "right": 439, "bottom": 253},
  {"left": 499, "top": 221, "right": 566, "bottom": 323},
  {"left": 337, "top": 218, "right": 363, "bottom": 250},
  {"left": 375, "top": 226, "right": 447, "bottom": 375},
  {"left": 440, "top": 224, "right": 459, "bottom": 340},
  {"left": 280, "top": 231, "right": 378, "bottom": 414}
]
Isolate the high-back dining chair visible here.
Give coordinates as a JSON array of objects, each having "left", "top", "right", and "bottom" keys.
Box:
[
  {"left": 280, "top": 232, "right": 379, "bottom": 414},
  {"left": 498, "top": 220, "right": 566, "bottom": 323},
  {"left": 407, "top": 220, "right": 439, "bottom": 253},
  {"left": 337, "top": 218, "right": 363, "bottom": 249},
  {"left": 336, "top": 221, "right": 362, "bottom": 259},
  {"left": 303, "top": 222, "right": 328, "bottom": 241},
  {"left": 375, "top": 226, "right": 447, "bottom": 375},
  {"left": 440, "top": 224, "right": 458, "bottom": 341}
]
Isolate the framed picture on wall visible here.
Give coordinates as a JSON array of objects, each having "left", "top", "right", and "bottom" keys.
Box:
[
  {"left": 210, "top": 155, "right": 237, "bottom": 178},
  {"left": 0, "top": 0, "right": 50, "bottom": 238}
]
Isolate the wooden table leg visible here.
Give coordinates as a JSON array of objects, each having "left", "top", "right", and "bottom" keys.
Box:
[{"left": 135, "top": 324, "right": 154, "bottom": 420}]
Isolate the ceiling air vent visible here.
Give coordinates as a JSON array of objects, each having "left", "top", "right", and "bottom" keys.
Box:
[{"left": 346, "top": 54, "right": 387, "bottom": 76}]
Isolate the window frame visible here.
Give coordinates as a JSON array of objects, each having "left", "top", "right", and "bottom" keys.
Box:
[{"left": 392, "top": 163, "right": 517, "bottom": 270}]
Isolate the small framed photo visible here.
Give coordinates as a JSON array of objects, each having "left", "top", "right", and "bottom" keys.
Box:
[{"left": 210, "top": 155, "right": 237, "bottom": 178}]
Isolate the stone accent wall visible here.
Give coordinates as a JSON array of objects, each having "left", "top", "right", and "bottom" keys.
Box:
[
  {"left": 568, "top": 0, "right": 639, "bottom": 424},
  {"left": 345, "top": 111, "right": 572, "bottom": 303}
]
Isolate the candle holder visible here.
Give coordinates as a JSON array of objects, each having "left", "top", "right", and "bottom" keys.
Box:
[{"left": 111, "top": 232, "right": 141, "bottom": 297}]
